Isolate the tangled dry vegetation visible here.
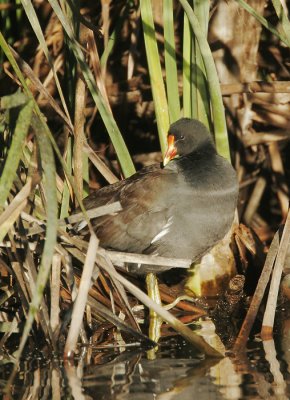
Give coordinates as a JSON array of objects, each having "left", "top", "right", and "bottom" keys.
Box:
[{"left": 0, "top": 0, "right": 290, "bottom": 363}]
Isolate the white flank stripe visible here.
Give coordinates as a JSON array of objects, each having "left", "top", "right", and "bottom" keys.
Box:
[{"left": 150, "top": 217, "right": 173, "bottom": 244}]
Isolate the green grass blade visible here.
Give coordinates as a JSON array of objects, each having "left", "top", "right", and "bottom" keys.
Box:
[
  {"left": 236, "top": 0, "right": 290, "bottom": 47},
  {"left": 190, "top": 0, "right": 211, "bottom": 130},
  {"left": 182, "top": 10, "right": 192, "bottom": 118},
  {"left": 179, "top": 0, "right": 230, "bottom": 160},
  {"left": 47, "top": 0, "right": 135, "bottom": 177},
  {"left": 163, "top": 0, "right": 180, "bottom": 123},
  {"left": 101, "top": 26, "right": 116, "bottom": 70},
  {"left": 271, "top": 0, "right": 290, "bottom": 46},
  {"left": 0, "top": 98, "right": 34, "bottom": 209},
  {"left": 140, "top": 0, "right": 170, "bottom": 155}
]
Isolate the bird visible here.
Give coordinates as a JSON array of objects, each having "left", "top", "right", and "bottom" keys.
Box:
[{"left": 80, "top": 118, "right": 238, "bottom": 274}]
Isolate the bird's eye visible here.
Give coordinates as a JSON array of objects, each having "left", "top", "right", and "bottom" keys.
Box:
[{"left": 180, "top": 135, "right": 185, "bottom": 140}]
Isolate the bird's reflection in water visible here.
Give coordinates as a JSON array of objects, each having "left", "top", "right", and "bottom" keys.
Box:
[{"left": 80, "top": 334, "right": 290, "bottom": 400}]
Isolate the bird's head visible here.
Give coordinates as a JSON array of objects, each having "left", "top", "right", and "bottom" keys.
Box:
[{"left": 163, "top": 118, "right": 215, "bottom": 166}]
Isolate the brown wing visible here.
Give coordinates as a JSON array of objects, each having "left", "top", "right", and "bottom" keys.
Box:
[{"left": 82, "top": 164, "right": 177, "bottom": 253}]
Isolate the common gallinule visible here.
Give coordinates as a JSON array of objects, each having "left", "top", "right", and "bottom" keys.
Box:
[{"left": 80, "top": 118, "right": 238, "bottom": 274}]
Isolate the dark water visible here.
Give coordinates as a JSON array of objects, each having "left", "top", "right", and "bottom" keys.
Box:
[{"left": 1, "top": 321, "right": 290, "bottom": 400}]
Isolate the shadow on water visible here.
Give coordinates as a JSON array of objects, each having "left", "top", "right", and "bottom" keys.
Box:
[{"left": 1, "top": 321, "right": 290, "bottom": 400}]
